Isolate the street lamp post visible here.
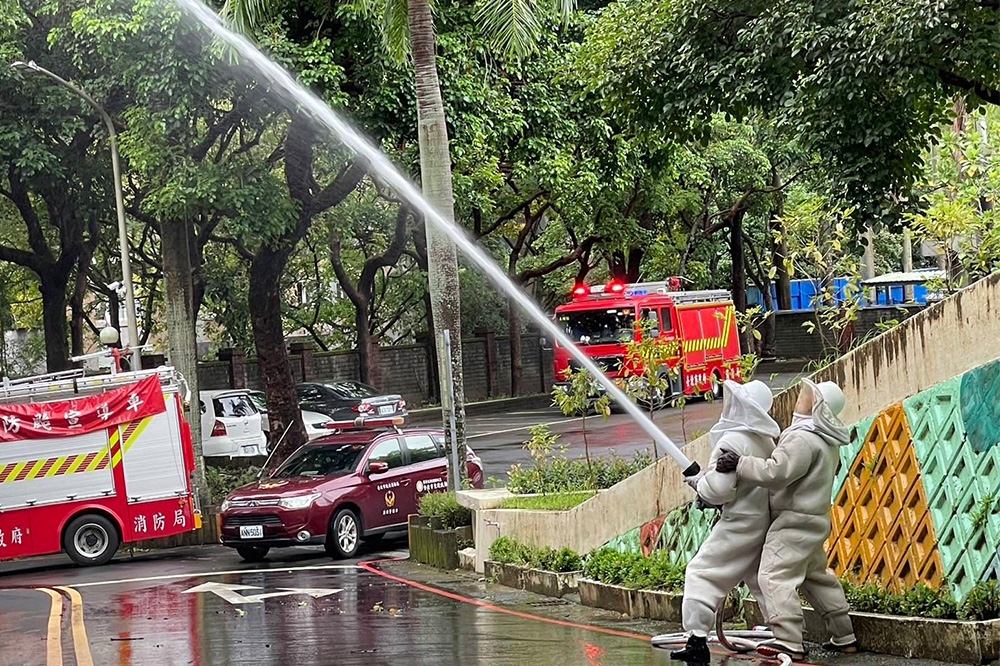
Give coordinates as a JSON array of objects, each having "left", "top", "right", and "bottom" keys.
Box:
[{"left": 11, "top": 60, "right": 142, "bottom": 371}]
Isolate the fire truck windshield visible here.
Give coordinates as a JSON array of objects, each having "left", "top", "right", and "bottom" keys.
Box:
[{"left": 558, "top": 308, "right": 635, "bottom": 346}]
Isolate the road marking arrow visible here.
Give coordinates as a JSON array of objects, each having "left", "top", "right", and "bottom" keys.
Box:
[
  {"left": 182, "top": 582, "right": 262, "bottom": 604},
  {"left": 242, "top": 588, "right": 342, "bottom": 603},
  {"left": 182, "top": 583, "right": 341, "bottom": 604}
]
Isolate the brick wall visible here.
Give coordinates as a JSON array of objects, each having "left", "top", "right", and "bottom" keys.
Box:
[{"left": 196, "top": 333, "right": 550, "bottom": 407}]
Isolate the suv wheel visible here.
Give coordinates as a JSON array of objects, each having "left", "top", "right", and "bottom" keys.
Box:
[
  {"left": 236, "top": 545, "right": 270, "bottom": 562},
  {"left": 327, "top": 508, "right": 361, "bottom": 559}
]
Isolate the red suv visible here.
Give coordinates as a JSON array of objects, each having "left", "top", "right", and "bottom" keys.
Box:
[{"left": 219, "top": 428, "right": 484, "bottom": 561}]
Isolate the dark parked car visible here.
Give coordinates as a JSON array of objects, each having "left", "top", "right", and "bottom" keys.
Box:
[
  {"left": 219, "top": 428, "right": 484, "bottom": 561},
  {"left": 297, "top": 381, "right": 408, "bottom": 427}
]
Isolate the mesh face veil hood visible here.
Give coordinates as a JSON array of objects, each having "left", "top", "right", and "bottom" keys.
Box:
[
  {"left": 709, "top": 380, "right": 780, "bottom": 446},
  {"left": 790, "top": 379, "right": 850, "bottom": 447}
]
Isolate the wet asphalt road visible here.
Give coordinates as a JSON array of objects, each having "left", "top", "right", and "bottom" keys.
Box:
[
  {"left": 0, "top": 545, "right": 952, "bottom": 666},
  {"left": 0, "top": 545, "right": 675, "bottom": 666}
]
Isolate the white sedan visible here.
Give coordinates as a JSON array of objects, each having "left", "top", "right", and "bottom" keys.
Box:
[{"left": 200, "top": 390, "right": 268, "bottom": 457}]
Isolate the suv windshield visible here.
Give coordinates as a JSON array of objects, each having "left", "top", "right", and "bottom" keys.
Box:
[
  {"left": 214, "top": 394, "right": 257, "bottom": 418},
  {"left": 274, "top": 443, "right": 368, "bottom": 478},
  {"left": 558, "top": 308, "right": 636, "bottom": 346}
]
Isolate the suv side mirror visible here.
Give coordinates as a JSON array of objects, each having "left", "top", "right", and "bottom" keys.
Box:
[{"left": 368, "top": 461, "right": 389, "bottom": 475}]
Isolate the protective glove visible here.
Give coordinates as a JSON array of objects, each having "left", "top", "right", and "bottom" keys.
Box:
[
  {"left": 716, "top": 449, "right": 741, "bottom": 474},
  {"left": 684, "top": 470, "right": 705, "bottom": 491}
]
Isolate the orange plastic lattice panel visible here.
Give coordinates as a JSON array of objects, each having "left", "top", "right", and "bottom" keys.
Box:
[
  {"left": 828, "top": 509, "right": 864, "bottom": 576},
  {"left": 826, "top": 405, "right": 947, "bottom": 591},
  {"left": 866, "top": 545, "right": 897, "bottom": 589},
  {"left": 900, "top": 507, "right": 944, "bottom": 590},
  {"left": 896, "top": 480, "right": 930, "bottom": 537},
  {"left": 857, "top": 515, "right": 889, "bottom": 579}
]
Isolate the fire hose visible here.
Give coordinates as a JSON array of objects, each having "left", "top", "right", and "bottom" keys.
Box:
[{"left": 649, "top": 601, "right": 793, "bottom": 666}]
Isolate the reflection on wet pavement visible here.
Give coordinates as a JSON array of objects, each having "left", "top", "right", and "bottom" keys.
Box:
[{"left": 77, "top": 569, "right": 674, "bottom": 665}]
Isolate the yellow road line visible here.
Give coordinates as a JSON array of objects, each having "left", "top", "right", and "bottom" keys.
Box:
[
  {"left": 36, "top": 588, "right": 63, "bottom": 666},
  {"left": 54, "top": 586, "right": 93, "bottom": 666}
]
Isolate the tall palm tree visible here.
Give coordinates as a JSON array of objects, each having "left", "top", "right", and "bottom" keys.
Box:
[{"left": 222, "top": 0, "right": 574, "bottom": 477}]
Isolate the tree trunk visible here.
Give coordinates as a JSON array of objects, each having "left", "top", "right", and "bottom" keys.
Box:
[
  {"left": 39, "top": 275, "right": 71, "bottom": 372},
  {"left": 769, "top": 213, "right": 792, "bottom": 311},
  {"left": 161, "top": 220, "right": 208, "bottom": 507},
  {"left": 250, "top": 245, "right": 307, "bottom": 465},
  {"left": 729, "top": 211, "right": 749, "bottom": 351},
  {"left": 408, "top": 0, "right": 466, "bottom": 481},
  {"left": 69, "top": 242, "right": 96, "bottom": 358},
  {"left": 357, "top": 300, "right": 381, "bottom": 388},
  {"left": 508, "top": 302, "right": 522, "bottom": 395},
  {"left": 609, "top": 249, "right": 643, "bottom": 283}
]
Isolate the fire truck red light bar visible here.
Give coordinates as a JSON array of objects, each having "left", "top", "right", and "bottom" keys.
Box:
[{"left": 572, "top": 284, "right": 589, "bottom": 298}]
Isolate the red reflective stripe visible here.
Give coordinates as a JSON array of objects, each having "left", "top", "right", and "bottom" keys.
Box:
[
  {"left": 78, "top": 452, "right": 96, "bottom": 469},
  {"left": 37, "top": 458, "right": 56, "bottom": 476},
  {"left": 121, "top": 422, "right": 139, "bottom": 441},
  {"left": 0, "top": 463, "right": 14, "bottom": 483},
  {"left": 95, "top": 457, "right": 110, "bottom": 471},
  {"left": 55, "top": 457, "right": 75, "bottom": 476},
  {"left": 14, "top": 461, "right": 36, "bottom": 482}
]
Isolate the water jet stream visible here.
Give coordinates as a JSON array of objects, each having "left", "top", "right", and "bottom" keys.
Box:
[{"left": 173, "top": 0, "right": 696, "bottom": 474}]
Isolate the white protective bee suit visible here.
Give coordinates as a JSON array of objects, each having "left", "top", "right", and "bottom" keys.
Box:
[
  {"left": 681, "top": 380, "right": 779, "bottom": 636},
  {"left": 735, "top": 379, "right": 856, "bottom": 655}
]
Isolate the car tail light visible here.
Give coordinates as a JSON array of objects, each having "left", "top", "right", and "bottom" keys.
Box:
[
  {"left": 397, "top": 399, "right": 406, "bottom": 410},
  {"left": 351, "top": 402, "right": 373, "bottom": 414},
  {"left": 211, "top": 419, "right": 227, "bottom": 437}
]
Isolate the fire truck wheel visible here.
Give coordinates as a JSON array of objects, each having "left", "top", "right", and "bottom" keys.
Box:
[
  {"left": 236, "top": 545, "right": 271, "bottom": 562},
  {"left": 63, "top": 514, "right": 120, "bottom": 566},
  {"left": 327, "top": 508, "right": 362, "bottom": 559},
  {"left": 712, "top": 373, "right": 724, "bottom": 400}
]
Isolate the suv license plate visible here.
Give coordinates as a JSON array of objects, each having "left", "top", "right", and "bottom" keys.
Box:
[
  {"left": 239, "top": 525, "right": 264, "bottom": 539},
  {"left": 379, "top": 405, "right": 394, "bottom": 416}
]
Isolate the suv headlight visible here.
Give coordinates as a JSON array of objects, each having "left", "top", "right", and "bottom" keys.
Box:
[
  {"left": 221, "top": 498, "right": 232, "bottom": 512},
  {"left": 279, "top": 492, "right": 321, "bottom": 510}
]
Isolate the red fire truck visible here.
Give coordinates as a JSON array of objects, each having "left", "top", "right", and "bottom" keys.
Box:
[
  {"left": 553, "top": 279, "right": 743, "bottom": 398},
  {"left": 0, "top": 366, "right": 200, "bottom": 566}
]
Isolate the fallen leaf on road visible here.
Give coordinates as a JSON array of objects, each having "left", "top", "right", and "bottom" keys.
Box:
[{"left": 372, "top": 603, "right": 384, "bottom": 613}]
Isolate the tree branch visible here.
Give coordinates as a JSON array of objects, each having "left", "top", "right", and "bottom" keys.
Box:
[{"left": 938, "top": 69, "right": 1000, "bottom": 105}]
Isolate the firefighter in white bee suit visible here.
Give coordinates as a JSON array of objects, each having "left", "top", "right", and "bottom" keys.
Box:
[
  {"left": 670, "top": 379, "right": 779, "bottom": 664},
  {"left": 716, "top": 379, "right": 858, "bottom": 661}
]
